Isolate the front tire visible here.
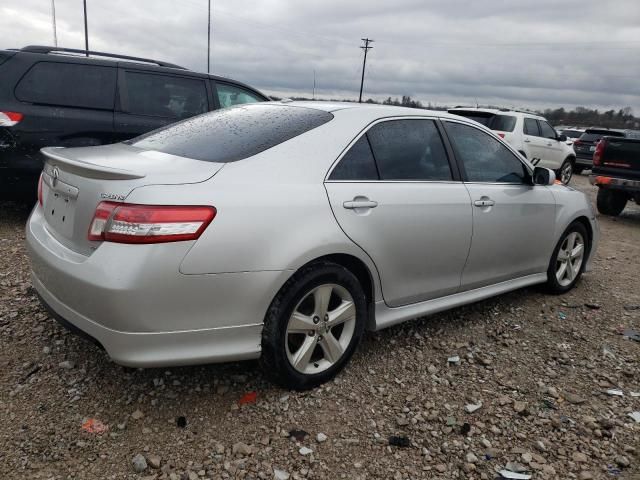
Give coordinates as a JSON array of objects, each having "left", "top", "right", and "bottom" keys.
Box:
[
  {"left": 557, "top": 158, "right": 574, "bottom": 184},
  {"left": 596, "top": 189, "right": 627, "bottom": 216},
  {"left": 260, "top": 262, "right": 366, "bottom": 390},
  {"left": 545, "top": 222, "right": 589, "bottom": 294}
]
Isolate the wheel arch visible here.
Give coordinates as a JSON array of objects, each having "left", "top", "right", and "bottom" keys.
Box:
[
  {"left": 286, "top": 253, "right": 377, "bottom": 330},
  {"left": 569, "top": 215, "right": 594, "bottom": 260}
]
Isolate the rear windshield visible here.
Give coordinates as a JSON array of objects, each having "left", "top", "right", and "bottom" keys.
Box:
[
  {"left": 561, "top": 129, "right": 583, "bottom": 138},
  {"left": 449, "top": 111, "right": 516, "bottom": 132},
  {"left": 127, "top": 104, "right": 333, "bottom": 163},
  {"left": 580, "top": 130, "right": 625, "bottom": 142}
]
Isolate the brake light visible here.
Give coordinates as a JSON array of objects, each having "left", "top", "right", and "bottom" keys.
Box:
[
  {"left": 573, "top": 140, "right": 582, "bottom": 146},
  {"left": 0, "top": 111, "right": 23, "bottom": 127},
  {"left": 497, "top": 133, "right": 505, "bottom": 138},
  {"left": 37, "top": 173, "right": 43, "bottom": 206},
  {"left": 88, "top": 202, "right": 216, "bottom": 244},
  {"left": 593, "top": 139, "right": 605, "bottom": 166}
]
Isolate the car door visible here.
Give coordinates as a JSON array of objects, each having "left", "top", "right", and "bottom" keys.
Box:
[
  {"left": 114, "top": 68, "right": 210, "bottom": 142},
  {"left": 522, "top": 117, "right": 545, "bottom": 165},
  {"left": 325, "top": 118, "right": 473, "bottom": 307},
  {"left": 442, "top": 120, "right": 556, "bottom": 291},
  {"left": 536, "top": 120, "right": 565, "bottom": 169}
]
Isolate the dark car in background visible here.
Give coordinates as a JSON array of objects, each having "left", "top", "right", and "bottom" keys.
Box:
[
  {"left": 590, "top": 135, "right": 640, "bottom": 216},
  {"left": 0, "top": 46, "right": 269, "bottom": 200},
  {"left": 573, "top": 128, "right": 627, "bottom": 174}
]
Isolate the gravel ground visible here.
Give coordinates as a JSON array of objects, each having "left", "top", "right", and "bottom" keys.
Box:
[{"left": 1, "top": 174, "right": 639, "bottom": 480}]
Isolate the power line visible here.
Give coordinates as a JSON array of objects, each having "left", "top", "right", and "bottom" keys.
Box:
[{"left": 359, "top": 38, "right": 373, "bottom": 103}]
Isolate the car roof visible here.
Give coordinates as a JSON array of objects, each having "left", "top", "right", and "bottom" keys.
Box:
[
  {"left": 274, "top": 100, "right": 469, "bottom": 122},
  {"left": 9, "top": 46, "right": 268, "bottom": 99},
  {"left": 449, "top": 106, "right": 544, "bottom": 119}
]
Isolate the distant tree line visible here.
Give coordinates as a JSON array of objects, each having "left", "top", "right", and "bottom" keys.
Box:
[{"left": 270, "top": 95, "right": 639, "bottom": 129}]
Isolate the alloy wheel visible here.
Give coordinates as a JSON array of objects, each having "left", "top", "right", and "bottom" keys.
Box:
[
  {"left": 555, "top": 231, "right": 585, "bottom": 287},
  {"left": 285, "top": 283, "right": 357, "bottom": 374},
  {"left": 560, "top": 161, "right": 573, "bottom": 184}
]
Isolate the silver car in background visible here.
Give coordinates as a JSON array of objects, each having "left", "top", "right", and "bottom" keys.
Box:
[{"left": 26, "top": 102, "right": 598, "bottom": 389}]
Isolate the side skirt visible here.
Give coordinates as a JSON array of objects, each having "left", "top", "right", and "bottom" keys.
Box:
[{"left": 373, "top": 273, "right": 547, "bottom": 331}]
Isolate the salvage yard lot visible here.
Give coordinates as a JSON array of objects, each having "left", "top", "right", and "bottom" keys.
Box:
[{"left": 0, "top": 174, "right": 638, "bottom": 479}]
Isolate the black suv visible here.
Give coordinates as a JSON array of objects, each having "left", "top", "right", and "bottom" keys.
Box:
[
  {"left": 0, "top": 46, "right": 269, "bottom": 200},
  {"left": 573, "top": 127, "right": 627, "bottom": 174}
]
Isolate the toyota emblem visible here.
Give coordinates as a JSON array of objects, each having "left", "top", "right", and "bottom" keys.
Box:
[{"left": 52, "top": 166, "right": 59, "bottom": 187}]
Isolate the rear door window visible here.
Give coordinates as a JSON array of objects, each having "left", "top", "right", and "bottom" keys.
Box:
[
  {"left": 15, "top": 62, "right": 116, "bottom": 109},
  {"left": 215, "top": 82, "right": 264, "bottom": 108},
  {"left": 329, "top": 136, "right": 379, "bottom": 180},
  {"left": 523, "top": 118, "right": 540, "bottom": 136},
  {"left": 366, "top": 119, "right": 452, "bottom": 181},
  {"left": 124, "top": 71, "right": 208, "bottom": 119}
]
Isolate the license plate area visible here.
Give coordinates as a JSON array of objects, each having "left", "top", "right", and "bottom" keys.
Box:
[
  {"left": 42, "top": 173, "right": 79, "bottom": 239},
  {"left": 590, "top": 146, "right": 596, "bottom": 152},
  {"left": 44, "top": 192, "right": 76, "bottom": 238}
]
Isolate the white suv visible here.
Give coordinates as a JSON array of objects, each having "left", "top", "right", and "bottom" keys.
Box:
[{"left": 448, "top": 108, "right": 576, "bottom": 184}]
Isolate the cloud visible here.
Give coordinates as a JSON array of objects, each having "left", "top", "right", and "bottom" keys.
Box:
[{"left": 2, "top": 0, "right": 639, "bottom": 112}]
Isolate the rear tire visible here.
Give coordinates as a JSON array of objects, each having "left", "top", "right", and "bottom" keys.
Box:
[
  {"left": 545, "top": 222, "right": 589, "bottom": 294},
  {"left": 260, "top": 261, "right": 366, "bottom": 390},
  {"left": 596, "top": 189, "right": 627, "bottom": 216}
]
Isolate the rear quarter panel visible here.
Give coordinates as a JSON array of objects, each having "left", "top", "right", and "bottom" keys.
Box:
[{"left": 124, "top": 112, "right": 384, "bottom": 300}]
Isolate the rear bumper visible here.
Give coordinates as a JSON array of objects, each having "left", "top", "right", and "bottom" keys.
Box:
[
  {"left": 33, "top": 274, "right": 263, "bottom": 367},
  {"left": 25, "top": 205, "right": 289, "bottom": 367},
  {"left": 575, "top": 154, "right": 593, "bottom": 167},
  {"left": 589, "top": 175, "right": 640, "bottom": 192}
]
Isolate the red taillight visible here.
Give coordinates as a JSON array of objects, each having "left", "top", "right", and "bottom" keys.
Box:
[
  {"left": 573, "top": 140, "right": 582, "bottom": 146},
  {"left": 593, "top": 139, "right": 605, "bottom": 166},
  {"left": 0, "top": 111, "right": 23, "bottom": 126},
  {"left": 88, "top": 202, "right": 216, "bottom": 244},
  {"left": 37, "top": 173, "right": 43, "bottom": 206},
  {"left": 497, "top": 133, "right": 505, "bottom": 138}
]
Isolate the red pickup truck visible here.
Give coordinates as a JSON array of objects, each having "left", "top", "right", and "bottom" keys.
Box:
[{"left": 590, "top": 136, "right": 640, "bottom": 216}]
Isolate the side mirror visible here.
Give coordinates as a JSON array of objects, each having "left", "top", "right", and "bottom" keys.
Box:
[
  {"left": 533, "top": 166, "right": 556, "bottom": 186},
  {"left": 557, "top": 134, "right": 567, "bottom": 142}
]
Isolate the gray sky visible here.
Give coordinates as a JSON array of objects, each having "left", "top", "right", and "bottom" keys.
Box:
[{"left": 2, "top": 0, "right": 640, "bottom": 112}]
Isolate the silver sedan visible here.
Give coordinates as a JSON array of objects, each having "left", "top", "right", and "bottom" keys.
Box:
[{"left": 26, "top": 102, "right": 598, "bottom": 389}]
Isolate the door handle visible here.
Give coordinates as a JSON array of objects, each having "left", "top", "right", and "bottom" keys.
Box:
[
  {"left": 474, "top": 199, "right": 495, "bottom": 207},
  {"left": 546, "top": 142, "right": 553, "bottom": 146},
  {"left": 523, "top": 139, "right": 531, "bottom": 143},
  {"left": 343, "top": 198, "right": 378, "bottom": 209}
]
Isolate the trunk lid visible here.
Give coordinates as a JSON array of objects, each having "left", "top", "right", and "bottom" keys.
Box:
[{"left": 40, "top": 143, "right": 223, "bottom": 255}]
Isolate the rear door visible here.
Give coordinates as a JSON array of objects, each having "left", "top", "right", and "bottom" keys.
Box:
[
  {"left": 442, "top": 120, "right": 556, "bottom": 290},
  {"left": 325, "top": 118, "right": 472, "bottom": 306},
  {"left": 114, "top": 68, "right": 211, "bottom": 142}
]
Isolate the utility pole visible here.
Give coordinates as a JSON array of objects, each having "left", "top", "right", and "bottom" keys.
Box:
[
  {"left": 207, "top": 0, "right": 211, "bottom": 73},
  {"left": 51, "top": 0, "right": 58, "bottom": 47},
  {"left": 358, "top": 38, "right": 373, "bottom": 103},
  {"left": 83, "top": 0, "right": 89, "bottom": 55}
]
